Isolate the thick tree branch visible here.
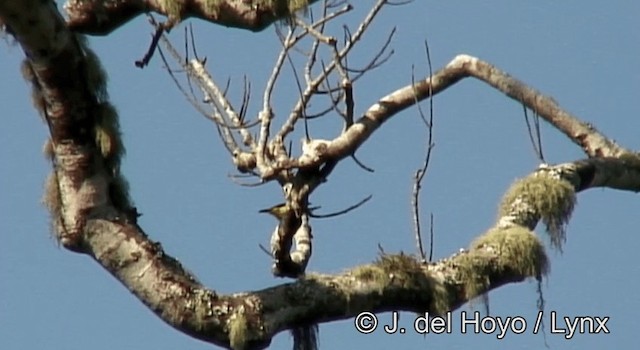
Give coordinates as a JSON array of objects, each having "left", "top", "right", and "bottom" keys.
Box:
[
  {"left": 55, "top": 158, "right": 640, "bottom": 349},
  {"left": 0, "top": 0, "right": 125, "bottom": 249},
  {"left": 65, "top": 0, "right": 320, "bottom": 35}
]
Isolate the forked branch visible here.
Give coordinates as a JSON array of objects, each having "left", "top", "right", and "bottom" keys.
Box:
[{"left": 277, "top": 54, "right": 629, "bottom": 174}]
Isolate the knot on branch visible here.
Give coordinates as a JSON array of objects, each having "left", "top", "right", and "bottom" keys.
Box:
[
  {"left": 299, "top": 138, "right": 330, "bottom": 166},
  {"left": 233, "top": 151, "right": 257, "bottom": 173}
]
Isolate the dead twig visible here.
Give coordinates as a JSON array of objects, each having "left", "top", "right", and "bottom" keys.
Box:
[
  {"left": 522, "top": 100, "right": 546, "bottom": 164},
  {"left": 411, "top": 40, "right": 435, "bottom": 263},
  {"left": 135, "top": 16, "right": 168, "bottom": 68},
  {"left": 309, "top": 194, "right": 372, "bottom": 218}
]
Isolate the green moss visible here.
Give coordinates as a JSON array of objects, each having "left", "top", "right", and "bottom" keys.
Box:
[
  {"left": 351, "top": 264, "right": 388, "bottom": 295},
  {"left": 42, "top": 172, "right": 61, "bottom": 237},
  {"left": 455, "top": 253, "right": 492, "bottom": 299},
  {"left": 203, "top": 0, "right": 223, "bottom": 15},
  {"left": 258, "top": 0, "right": 310, "bottom": 24},
  {"left": 499, "top": 174, "right": 576, "bottom": 250},
  {"left": 94, "top": 103, "right": 124, "bottom": 165},
  {"left": 42, "top": 139, "right": 54, "bottom": 160},
  {"left": 20, "top": 60, "right": 46, "bottom": 119},
  {"left": 459, "top": 226, "right": 549, "bottom": 299},
  {"left": 77, "top": 37, "right": 132, "bottom": 210},
  {"left": 352, "top": 254, "right": 450, "bottom": 314},
  {"left": 619, "top": 152, "right": 640, "bottom": 179},
  {"left": 428, "top": 279, "right": 451, "bottom": 315},
  {"left": 109, "top": 175, "right": 132, "bottom": 210},
  {"left": 79, "top": 36, "right": 109, "bottom": 102},
  {"left": 472, "top": 226, "right": 549, "bottom": 278},
  {"left": 159, "top": 0, "right": 185, "bottom": 22},
  {"left": 228, "top": 310, "right": 249, "bottom": 350}
]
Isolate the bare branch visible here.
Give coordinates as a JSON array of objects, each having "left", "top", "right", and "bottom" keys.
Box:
[
  {"left": 134, "top": 18, "right": 167, "bottom": 68},
  {"left": 282, "top": 54, "right": 629, "bottom": 172},
  {"left": 411, "top": 40, "right": 435, "bottom": 263},
  {"left": 523, "top": 102, "right": 546, "bottom": 164},
  {"left": 309, "top": 194, "right": 372, "bottom": 218},
  {"left": 227, "top": 173, "right": 265, "bottom": 187},
  {"left": 428, "top": 213, "right": 434, "bottom": 262},
  {"left": 294, "top": 3, "right": 353, "bottom": 48},
  {"left": 157, "top": 34, "right": 241, "bottom": 153},
  {"left": 345, "top": 27, "right": 396, "bottom": 74},
  {"left": 351, "top": 153, "right": 375, "bottom": 172},
  {"left": 275, "top": 0, "right": 390, "bottom": 143}
]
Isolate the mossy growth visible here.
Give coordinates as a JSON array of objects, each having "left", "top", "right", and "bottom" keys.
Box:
[
  {"left": 42, "top": 172, "right": 62, "bottom": 237},
  {"left": 259, "top": 0, "right": 311, "bottom": 24},
  {"left": 228, "top": 310, "right": 249, "bottom": 350},
  {"left": 202, "top": 0, "right": 224, "bottom": 16},
  {"left": 159, "top": 0, "right": 186, "bottom": 22},
  {"left": 499, "top": 174, "right": 576, "bottom": 250},
  {"left": 93, "top": 103, "right": 124, "bottom": 169},
  {"left": 351, "top": 263, "right": 389, "bottom": 295},
  {"left": 376, "top": 253, "right": 430, "bottom": 289},
  {"left": 351, "top": 253, "right": 450, "bottom": 315},
  {"left": 78, "top": 35, "right": 132, "bottom": 211},
  {"left": 79, "top": 35, "right": 108, "bottom": 102},
  {"left": 20, "top": 60, "right": 46, "bottom": 118},
  {"left": 458, "top": 226, "right": 549, "bottom": 299},
  {"left": 618, "top": 152, "right": 640, "bottom": 183}
]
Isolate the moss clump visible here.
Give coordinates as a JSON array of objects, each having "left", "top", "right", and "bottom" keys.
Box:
[
  {"left": 79, "top": 36, "right": 109, "bottom": 102},
  {"left": 228, "top": 310, "right": 249, "bottom": 350},
  {"left": 499, "top": 174, "right": 575, "bottom": 250},
  {"left": 264, "top": 0, "right": 310, "bottom": 16},
  {"left": 352, "top": 253, "right": 450, "bottom": 315},
  {"left": 351, "top": 264, "right": 388, "bottom": 296},
  {"left": 472, "top": 226, "right": 549, "bottom": 278},
  {"left": 94, "top": 103, "right": 124, "bottom": 168},
  {"left": 458, "top": 226, "right": 549, "bottom": 299},
  {"left": 79, "top": 36, "right": 132, "bottom": 210},
  {"left": 42, "top": 172, "right": 62, "bottom": 238}
]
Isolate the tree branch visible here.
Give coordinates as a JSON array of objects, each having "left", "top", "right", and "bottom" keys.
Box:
[
  {"left": 277, "top": 54, "right": 629, "bottom": 172},
  {"left": 65, "top": 0, "right": 320, "bottom": 35}
]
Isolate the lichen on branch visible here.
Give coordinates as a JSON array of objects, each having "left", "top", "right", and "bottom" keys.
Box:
[
  {"left": 65, "top": 0, "right": 317, "bottom": 35},
  {"left": 498, "top": 170, "right": 576, "bottom": 250}
]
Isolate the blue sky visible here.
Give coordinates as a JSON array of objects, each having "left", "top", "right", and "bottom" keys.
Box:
[{"left": 2, "top": 1, "right": 639, "bottom": 349}]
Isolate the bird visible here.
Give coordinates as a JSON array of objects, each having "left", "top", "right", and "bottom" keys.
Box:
[{"left": 259, "top": 203, "right": 291, "bottom": 220}]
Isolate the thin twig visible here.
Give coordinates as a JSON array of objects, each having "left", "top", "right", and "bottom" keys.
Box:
[
  {"left": 258, "top": 244, "right": 272, "bottom": 257},
  {"left": 345, "top": 27, "right": 396, "bottom": 74},
  {"left": 135, "top": 17, "right": 166, "bottom": 68},
  {"left": 522, "top": 102, "right": 545, "bottom": 163},
  {"left": 428, "top": 213, "right": 434, "bottom": 262},
  {"left": 228, "top": 174, "right": 265, "bottom": 187},
  {"left": 411, "top": 39, "right": 435, "bottom": 263},
  {"left": 276, "top": 0, "right": 390, "bottom": 142},
  {"left": 351, "top": 154, "right": 375, "bottom": 172},
  {"left": 309, "top": 195, "right": 372, "bottom": 218}
]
